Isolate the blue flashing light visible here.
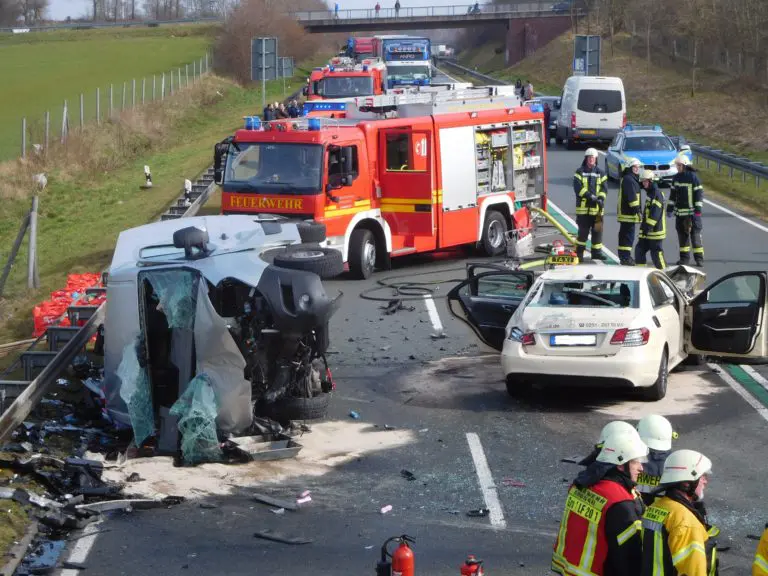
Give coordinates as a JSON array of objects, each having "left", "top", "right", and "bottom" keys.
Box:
[
  {"left": 329, "top": 65, "right": 335, "bottom": 72},
  {"left": 528, "top": 103, "right": 544, "bottom": 113},
  {"left": 243, "top": 116, "right": 261, "bottom": 130},
  {"left": 624, "top": 124, "right": 663, "bottom": 133},
  {"left": 362, "top": 65, "right": 369, "bottom": 72},
  {"left": 308, "top": 118, "right": 322, "bottom": 131}
]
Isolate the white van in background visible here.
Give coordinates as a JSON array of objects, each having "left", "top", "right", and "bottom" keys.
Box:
[{"left": 555, "top": 76, "right": 626, "bottom": 148}]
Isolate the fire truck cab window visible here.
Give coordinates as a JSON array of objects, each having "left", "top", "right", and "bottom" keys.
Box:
[
  {"left": 386, "top": 133, "right": 411, "bottom": 171},
  {"left": 327, "top": 145, "right": 359, "bottom": 186}
]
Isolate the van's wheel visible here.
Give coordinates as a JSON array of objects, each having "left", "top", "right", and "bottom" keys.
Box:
[
  {"left": 296, "top": 221, "right": 327, "bottom": 243},
  {"left": 348, "top": 228, "right": 376, "bottom": 280},
  {"left": 642, "top": 348, "right": 669, "bottom": 401},
  {"left": 269, "top": 392, "right": 330, "bottom": 423},
  {"left": 273, "top": 244, "right": 344, "bottom": 279},
  {"left": 481, "top": 211, "right": 507, "bottom": 257}
]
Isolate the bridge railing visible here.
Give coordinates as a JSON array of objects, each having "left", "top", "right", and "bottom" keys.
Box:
[{"left": 292, "top": 2, "right": 564, "bottom": 21}]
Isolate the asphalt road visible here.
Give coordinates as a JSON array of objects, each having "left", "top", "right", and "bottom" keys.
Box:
[{"left": 60, "top": 141, "right": 768, "bottom": 576}]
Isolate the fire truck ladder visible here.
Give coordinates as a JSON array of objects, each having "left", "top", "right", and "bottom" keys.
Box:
[{"left": 353, "top": 87, "right": 522, "bottom": 115}]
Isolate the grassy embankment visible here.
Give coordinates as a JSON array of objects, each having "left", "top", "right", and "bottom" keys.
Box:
[
  {"left": 458, "top": 32, "right": 768, "bottom": 215},
  {"left": 0, "top": 24, "right": 218, "bottom": 162}
]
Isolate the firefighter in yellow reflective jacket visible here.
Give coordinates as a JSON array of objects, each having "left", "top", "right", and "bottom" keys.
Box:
[
  {"left": 573, "top": 148, "right": 608, "bottom": 262},
  {"left": 754, "top": 524, "right": 768, "bottom": 576},
  {"left": 668, "top": 154, "right": 705, "bottom": 267},
  {"left": 617, "top": 158, "right": 643, "bottom": 265},
  {"left": 635, "top": 170, "right": 666, "bottom": 269},
  {"left": 641, "top": 449, "right": 719, "bottom": 576}
]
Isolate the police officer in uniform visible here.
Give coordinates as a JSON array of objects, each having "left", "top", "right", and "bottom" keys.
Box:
[
  {"left": 553, "top": 430, "right": 648, "bottom": 576},
  {"left": 635, "top": 170, "right": 667, "bottom": 269},
  {"left": 573, "top": 148, "right": 608, "bottom": 262},
  {"left": 754, "top": 523, "right": 768, "bottom": 575},
  {"left": 617, "top": 158, "right": 643, "bottom": 266},
  {"left": 635, "top": 415, "right": 677, "bottom": 506},
  {"left": 640, "top": 450, "right": 720, "bottom": 576},
  {"left": 668, "top": 154, "right": 705, "bottom": 266}
]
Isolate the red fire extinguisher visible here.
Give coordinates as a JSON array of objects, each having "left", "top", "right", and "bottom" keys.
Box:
[
  {"left": 461, "top": 555, "right": 484, "bottom": 576},
  {"left": 376, "top": 535, "right": 415, "bottom": 576}
]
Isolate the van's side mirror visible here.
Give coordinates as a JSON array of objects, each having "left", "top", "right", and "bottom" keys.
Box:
[{"left": 555, "top": 99, "right": 561, "bottom": 109}]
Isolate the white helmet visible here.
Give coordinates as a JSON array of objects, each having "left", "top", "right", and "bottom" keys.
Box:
[
  {"left": 626, "top": 157, "right": 642, "bottom": 168},
  {"left": 585, "top": 148, "right": 599, "bottom": 158},
  {"left": 596, "top": 429, "right": 649, "bottom": 465},
  {"left": 637, "top": 414, "right": 676, "bottom": 451},
  {"left": 597, "top": 421, "right": 636, "bottom": 447},
  {"left": 675, "top": 154, "right": 692, "bottom": 167},
  {"left": 659, "top": 449, "right": 712, "bottom": 485},
  {"left": 640, "top": 169, "right": 655, "bottom": 181}
]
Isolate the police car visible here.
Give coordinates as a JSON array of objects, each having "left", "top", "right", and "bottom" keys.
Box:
[{"left": 604, "top": 124, "right": 692, "bottom": 185}]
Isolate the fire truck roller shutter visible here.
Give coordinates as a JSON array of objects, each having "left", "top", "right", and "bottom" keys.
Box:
[{"left": 272, "top": 244, "right": 344, "bottom": 279}]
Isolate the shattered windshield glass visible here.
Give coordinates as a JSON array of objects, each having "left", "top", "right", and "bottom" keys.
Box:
[
  {"left": 224, "top": 143, "right": 323, "bottom": 194},
  {"left": 527, "top": 280, "right": 640, "bottom": 308}
]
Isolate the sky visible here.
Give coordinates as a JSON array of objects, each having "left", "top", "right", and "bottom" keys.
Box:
[{"left": 46, "top": 0, "right": 469, "bottom": 20}]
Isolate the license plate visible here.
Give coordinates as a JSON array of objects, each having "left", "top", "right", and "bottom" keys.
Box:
[
  {"left": 579, "top": 129, "right": 596, "bottom": 135},
  {"left": 546, "top": 255, "right": 579, "bottom": 265},
  {"left": 550, "top": 334, "right": 597, "bottom": 346}
]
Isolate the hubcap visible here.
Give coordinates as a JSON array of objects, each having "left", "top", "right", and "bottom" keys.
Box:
[
  {"left": 364, "top": 240, "right": 376, "bottom": 270},
  {"left": 487, "top": 220, "right": 504, "bottom": 248},
  {"left": 292, "top": 250, "right": 325, "bottom": 260}
]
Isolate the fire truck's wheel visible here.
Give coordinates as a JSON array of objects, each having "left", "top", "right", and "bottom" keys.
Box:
[
  {"left": 481, "top": 211, "right": 508, "bottom": 257},
  {"left": 296, "top": 221, "right": 327, "bottom": 244},
  {"left": 348, "top": 229, "right": 376, "bottom": 280},
  {"left": 273, "top": 245, "right": 344, "bottom": 279}
]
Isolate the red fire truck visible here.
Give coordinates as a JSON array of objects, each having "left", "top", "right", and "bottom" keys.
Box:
[
  {"left": 305, "top": 57, "right": 387, "bottom": 102},
  {"left": 214, "top": 88, "right": 548, "bottom": 279}
]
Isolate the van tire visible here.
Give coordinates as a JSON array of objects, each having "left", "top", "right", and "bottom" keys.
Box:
[
  {"left": 481, "top": 211, "right": 507, "bottom": 257},
  {"left": 296, "top": 221, "right": 327, "bottom": 243},
  {"left": 273, "top": 245, "right": 344, "bottom": 279},
  {"left": 348, "top": 229, "right": 377, "bottom": 280}
]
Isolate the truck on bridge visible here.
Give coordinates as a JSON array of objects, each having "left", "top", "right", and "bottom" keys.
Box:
[
  {"left": 372, "top": 35, "right": 433, "bottom": 89},
  {"left": 213, "top": 88, "right": 548, "bottom": 279},
  {"left": 304, "top": 57, "right": 387, "bottom": 102}
]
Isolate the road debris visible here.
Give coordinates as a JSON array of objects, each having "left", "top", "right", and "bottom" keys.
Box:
[
  {"left": 253, "top": 493, "right": 299, "bottom": 511},
  {"left": 349, "top": 411, "right": 361, "bottom": 419},
  {"left": 297, "top": 495, "right": 312, "bottom": 505},
  {"left": 502, "top": 479, "right": 526, "bottom": 487},
  {"left": 380, "top": 505, "right": 393, "bottom": 514},
  {"left": 466, "top": 508, "right": 490, "bottom": 518},
  {"left": 380, "top": 299, "right": 415, "bottom": 315},
  {"left": 253, "top": 530, "right": 313, "bottom": 545},
  {"left": 270, "top": 508, "right": 286, "bottom": 515},
  {"left": 400, "top": 469, "right": 416, "bottom": 481}
]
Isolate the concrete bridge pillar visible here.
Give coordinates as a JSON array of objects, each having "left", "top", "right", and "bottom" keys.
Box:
[{"left": 505, "top": 16, "right": 573, "bottom": 67}]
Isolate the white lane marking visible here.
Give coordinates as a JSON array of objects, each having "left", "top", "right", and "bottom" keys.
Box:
[
  {"left": 547, "top": 200, "right": 620, "bottom": 263},
  {"left": 423, "top": 295, "right": 445, "bottom": 338},
  {"left": 598, "top": 147, "right": 768, "bottom": 234},
  {"left": 741, "top": 365, "right": 768, "bottom": 392},
  {"left": 465, "top": 432, "right": 506, "bottom": 529},
  {"left": 708, "top": 362, "right": 768, "bottom": 423},
  {"left": 61, "top": 522, "right": 102, "bottom": 576}
]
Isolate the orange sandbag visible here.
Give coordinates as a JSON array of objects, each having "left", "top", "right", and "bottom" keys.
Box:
[{"left": 32, "top": 300, "right": 70, "bottom": 337}]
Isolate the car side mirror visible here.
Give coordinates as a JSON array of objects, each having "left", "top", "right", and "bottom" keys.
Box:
[{"left": 555, "top": 100, "right": 561, "bottom": 109}]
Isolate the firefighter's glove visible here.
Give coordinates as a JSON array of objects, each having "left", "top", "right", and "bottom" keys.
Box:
[
  {"left": 596, "top": 197, "right": 604, "bottom": 209},
  {"left": 588, "top": 194, "right": 598, "bottom": 204}
]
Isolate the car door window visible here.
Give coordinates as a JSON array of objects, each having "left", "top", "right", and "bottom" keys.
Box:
[
  {"left": 648, "top": 275, "right": 671, "bottom": 308},
  {"left": 476, "top": 274, "right": 530, "bottom": 299},
  {"left": 707, "top": 275, "right": 761, "bottom": 303}
]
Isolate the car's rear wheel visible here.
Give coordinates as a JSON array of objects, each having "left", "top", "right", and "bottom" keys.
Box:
[{"left": 642, "top": 348, "right": 669, "bottom": 401}]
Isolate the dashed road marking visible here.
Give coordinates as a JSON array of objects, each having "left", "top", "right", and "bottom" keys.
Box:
[
  {"left": 423, "top": 295, "right": 445, "bottom": 338},
  {"left": 61, "top": 522, "right": 102, "bottom": 576},
  {"left": 466, "top": 432, "right": 506, "bottom": 529}
]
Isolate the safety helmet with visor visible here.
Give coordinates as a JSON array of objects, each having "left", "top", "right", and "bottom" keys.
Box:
[
  {"left": 585, "top": 148, "right": 599, "bottom": 158},
  {"left": 637, "top": 414, "right": 677, "bottom": 452},
  {"left": 596, "top": 429, "right": 649, "bottom": 466},
  {"left": 659, "top": 449, "right": 712, "bottom": 485},
  {"left": 626, "top": 157, "right": 642, "bottom": 168},
  {"left": 675, "top": 154, "right": 692, "bottom": 167},
  {"left": 596, "top": 421, "right": 636, "bottom": 448},
  {"left": 640, "top": 169, "right": 655, "bottom": 181}
]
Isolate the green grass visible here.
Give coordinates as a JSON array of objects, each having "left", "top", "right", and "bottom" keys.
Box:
[
  {"left": 0, "top": 24, "right": 219, "bottom": 161},
  {"left": 0, "top": 69, "right": 314, "bottom": 344}
]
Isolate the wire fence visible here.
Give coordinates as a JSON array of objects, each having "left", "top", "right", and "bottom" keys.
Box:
[{"left": 18, "top": 52, "right": 212, "bottom": 161}]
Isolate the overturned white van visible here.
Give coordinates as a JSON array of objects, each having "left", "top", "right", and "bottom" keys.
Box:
[{"left": 101, "top": 215, "right": 343, "bottom": 457}]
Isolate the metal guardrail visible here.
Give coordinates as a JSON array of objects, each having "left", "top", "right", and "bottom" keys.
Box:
[
  {"left": 291, "top": 2, "right": 579, "bottom": 21},
  {"left": 441, "top": 60, "right": 768, "bottom": 188},
  {"left": 0, "top": 16, "right": 222, "bottom": 34}
]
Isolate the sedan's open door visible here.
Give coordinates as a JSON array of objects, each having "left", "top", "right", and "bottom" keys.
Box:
[
  {"left": 686, "top": 271, "right": 768, "bottom": 360},
  {"left": 447, "top": 264, "right": 534, "bottom": 351}
]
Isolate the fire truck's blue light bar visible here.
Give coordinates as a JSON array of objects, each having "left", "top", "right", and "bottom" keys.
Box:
[
  {"left": 528, "top": 103, "right": 544, "bottom": 113},
  {"left": 304, "top": 102, "right": 347, "bottom": 112}
]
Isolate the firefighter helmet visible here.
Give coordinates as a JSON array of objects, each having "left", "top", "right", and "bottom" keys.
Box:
[
  {"left": 585, "top": 148, "right": 599, "bottom": 158},
  {"left": 659, "top": 449, "right": 712, "bottom": 485},
  {"left": 675, "top": 154, "right": 692, "bottom": 167},
  {"left": 627, "top": 157, "right": 642, "bottom": 168},
  {"left": 640, "top": 169, "right": 655, "bottom": 181},
  {"left": 596, "top": 429, "right": 649, "bottom": 465},
  {"left": 597, "top": 421, "right": 636, "bottom": 447},
  {"left": 637, "top": 414, "right": 676, "bottom": 451}
]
